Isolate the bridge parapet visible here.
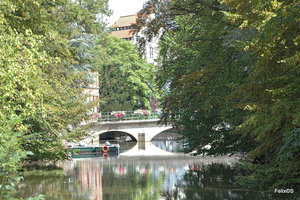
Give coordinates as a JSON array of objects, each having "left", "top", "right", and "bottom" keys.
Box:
[{"left": 98, "top": 110, "right": 162, "bottom": 122}]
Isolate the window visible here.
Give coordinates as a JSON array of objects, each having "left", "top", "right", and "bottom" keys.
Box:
[
  {"left": 149, "top": 47, "right": 153, "bottom": 58},
  {"left": 136, "top": 36, "right": 140, "bottom": 41}
]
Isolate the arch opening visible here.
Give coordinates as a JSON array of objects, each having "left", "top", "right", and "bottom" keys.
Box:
[
  {"left": 98, "top": 131, "right": 137, "bottom": 153},
  {"left": 151, "top": 128, "right": 184, "bottom": 153},
  {"left": 151, "top": 128, "right": 182, "bottom": 141},
  {"left": 99, "top": 131, "right": 137, "bottom": 142}
]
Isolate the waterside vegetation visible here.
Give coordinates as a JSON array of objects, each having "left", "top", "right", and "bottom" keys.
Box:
[{"left": 0, "top": 0, "right": 155, "bottom": 199}]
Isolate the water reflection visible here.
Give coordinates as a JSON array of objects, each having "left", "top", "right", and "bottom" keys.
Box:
[
  {"left": 14, "top": 153, "right": 275, "bottom": 200},
  {"left": 120, "top": 142, "right": 174, "bottom": 156},
  {"left": 151, "top": 140, "right": 184, "bottom": 153},
  {"left": 66, "top": 158, "right": 166, "bottom": 200},
  {"left": 180, "top": 163, "right": 274, "bottom": 200},
  {"left": 13, "top": 138, "right": 274, "bottom": 200}
]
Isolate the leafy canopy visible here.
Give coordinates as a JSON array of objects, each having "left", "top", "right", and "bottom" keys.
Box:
[{"left": 93, "top": 35, "right": 157, "bottom": 111}]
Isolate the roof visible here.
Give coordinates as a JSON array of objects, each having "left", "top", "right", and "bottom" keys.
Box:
[
  {"left": 111, "top": 29, "right": 133, "bottom": 38},
  {"left": 111, "top": 15, "right": 137, "bottom": 28}
]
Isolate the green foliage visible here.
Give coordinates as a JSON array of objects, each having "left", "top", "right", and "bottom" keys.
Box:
[
  {"left": 0, "top": 0, "right": 110, "bottom": 162},
  {"left": 136, "top": 0, "right": 254, "bottom": 155},
  {"left": 93, "top": 35, "right": 157, "bottom": 111},
  {"left": 0, "top": 117, "right": 33, "bottom": 199},
  {"left": 181, "top": 162, "right": 275, "bottom": 200},
  {"left": 0, "top": 0, "right": 110, "bottom": 198},
  {"left": 235, "top": 159, "right": 300, "bottom": 200},
  {"left": 278, "top": 128, "right": 300, "bottom": 162},
  {"left": 24, "top": 168, "right": 66, "bottom": 178},
  {"left": 137, "top": 0, "right": 300, "bottom": 198},
  {"left": 69, "top": 0, "right": 112, "bottom": 35},
  {"left": 0, "top": 24, "right": 49, "bottom": 200},
  {"left": 222, "top": 0, "right": 300, "bottom": 197},
  {"left": 98, "top": 65, "right": 135, "bottom": 111}
]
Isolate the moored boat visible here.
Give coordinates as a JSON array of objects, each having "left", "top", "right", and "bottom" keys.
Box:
[
  {"left": 69, "top": 142, "right": 121, "bottom": 155},
  {"left": 71, "top": 146, "right": 95, "bottom": 152},
  {"left": 71, "top": 151, "right": 119, "bottom": 158}
]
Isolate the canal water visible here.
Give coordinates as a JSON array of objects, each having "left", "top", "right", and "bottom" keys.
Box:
[{"left": 14, "top": 139, "right": 275, "bottom": 200}]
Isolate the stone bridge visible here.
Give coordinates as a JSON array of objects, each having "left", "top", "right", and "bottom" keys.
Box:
[{"left": 87, "top": 119, "right": 173, "bottom": 142}]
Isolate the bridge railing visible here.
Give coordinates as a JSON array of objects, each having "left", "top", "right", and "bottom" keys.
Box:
[{"left": 98, "top": 110, "right": 162, "bottom": 122}]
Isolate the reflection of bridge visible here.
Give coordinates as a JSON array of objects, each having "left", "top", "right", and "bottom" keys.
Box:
[
  {"left": 88, "top": 119, "right": 173, "bottom": 142},
  {"left": 120, "top": 142, "right": 175, "bottom": 156}
]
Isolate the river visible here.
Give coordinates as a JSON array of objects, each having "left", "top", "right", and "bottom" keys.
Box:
[{"left": 14, "top": 140, "right": 275, "bottom": 200}]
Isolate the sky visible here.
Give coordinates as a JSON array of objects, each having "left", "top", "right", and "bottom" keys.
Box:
[{"left": 106, "top": 0, "right": 147, "bottom": 26}]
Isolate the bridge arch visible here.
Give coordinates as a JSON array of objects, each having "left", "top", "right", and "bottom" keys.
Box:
[
  {"left": 98, "top": 130, "right": 137, "bottom": 142},
  {"left": 88, "top": 119, "right": 173, "bottom": 142},
  {"left": 145, "top": 127, "right": 175, "bottom": 141},
  {"left": 150, "top": 128, "right": 181, "bottom": 141}
]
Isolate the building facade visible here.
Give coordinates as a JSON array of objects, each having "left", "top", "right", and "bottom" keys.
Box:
[
  {"left": 82, "top": 72, "right": 99, "bottom": 117},
  {"left": 110, "top": 14, "right": 159, "bottom": 64}
]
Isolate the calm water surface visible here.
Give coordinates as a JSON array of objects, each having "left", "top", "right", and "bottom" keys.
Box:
[{"left": 15, "top": 141, "right": 275, "bottom": 200}]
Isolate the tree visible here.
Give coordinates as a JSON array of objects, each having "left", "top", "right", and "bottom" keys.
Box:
[
  {"left": 0, "top": 1, "right": 112, "bottom": 198},
  {"left": 135, "top": 0, "right": 254, "bottom": 156},
  {"left": 0, "top": 117, "right": 44, "bottom": 200},
  {"left": 0, "top": 28, "right": 47, "bottom": 200},
  {"left": 93, "top": 35, "right": 157, "bottom": 111},
  {"left": 0, "top": 0, "right": 111, "bottom": 160},
  {"left": 222, "top": 0, "right": 300, "bottom": 197},
  {"left": 68, "top": 0, "right": 112, "bottom": 85}
]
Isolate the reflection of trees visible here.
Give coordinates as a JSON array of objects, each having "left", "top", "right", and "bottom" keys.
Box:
[
  {"left": 182, "top": 163, "right": 275, "bottom": 200},
  {"left": 101, "top": 164, "right": 165, "bottom": 200},
  {"left": 14, "top": 161, "right": 167, "bottom": 200},
  {"left": 184, "top": 163, "right": 234, "bottom": 188},
  {"left": 13, "top": 169, "right": 82, "bottom": 200},
  {"left": 161, "top": 187, "right": 180, "bottom": 200},
  {"left": 118, "top": 141, "right": 137, "bottom": 152}
]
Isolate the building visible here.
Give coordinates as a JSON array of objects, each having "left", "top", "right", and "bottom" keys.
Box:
[
  {"left": 110, "top": 15, "right": 137, "bottom": 41},
  {"left": 82, "top": 72, "right": 99, "bottom": 117},
  {"left": 110, "top": 14, "right": 159, "bottom": 64}
]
